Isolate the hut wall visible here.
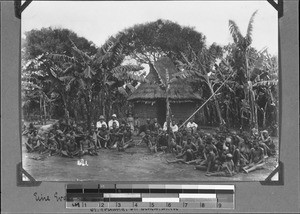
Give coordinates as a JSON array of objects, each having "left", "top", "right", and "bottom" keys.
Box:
[
  {"left": 133, "top": 102, "right": 157, "bottom": 125},
  {"left": 170, "top": 102, "right": 197, "bottom": 124}
]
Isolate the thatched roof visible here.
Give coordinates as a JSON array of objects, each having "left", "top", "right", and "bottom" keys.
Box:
[{"left": 128, "top": 57, "right": 202, "bottom": 103}]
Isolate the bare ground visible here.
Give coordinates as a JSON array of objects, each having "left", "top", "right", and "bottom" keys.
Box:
[{"left": 22, "top": 136, "right": 279, "bottom": 182}]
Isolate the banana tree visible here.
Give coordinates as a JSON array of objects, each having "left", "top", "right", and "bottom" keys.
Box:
[
  {"left": 228, "top": 10, "right": 260, "bottom": 128},
  {"left": 48, "top": 36, "right": 144, "bottom": 131}
]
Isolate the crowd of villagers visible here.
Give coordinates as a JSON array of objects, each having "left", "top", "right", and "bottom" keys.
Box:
[{"left": 23, "top": 113, "right": 276, "bottom": 177}]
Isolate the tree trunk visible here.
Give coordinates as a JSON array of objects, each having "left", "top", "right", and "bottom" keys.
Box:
[
  {"left": 43, "top": 96, "right": 47, "bottom": 124},
  {"left": 60, "top": 92, "right": 69, "bottom": 125},
  {"left": 39, "top": 95, "right": 43, "bottom": 124},
  {"left": 83, "top": 94, "right": 91, "bottom": 132}
]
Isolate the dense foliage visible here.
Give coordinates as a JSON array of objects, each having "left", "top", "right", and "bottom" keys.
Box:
[{"left": 22, "top": 15, "right": 278, "bottom": 135}]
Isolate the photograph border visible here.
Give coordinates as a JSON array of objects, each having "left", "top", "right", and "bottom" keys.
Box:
[{"left": 1, "top": 0, "right": 299, "bottom": 213}]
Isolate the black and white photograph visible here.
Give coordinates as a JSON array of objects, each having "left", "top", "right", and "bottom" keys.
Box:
[{"left": 21, "top": 1, "right": 279, "bottom": 181}]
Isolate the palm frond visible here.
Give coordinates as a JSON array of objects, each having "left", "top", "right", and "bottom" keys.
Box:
[
  {"left": 70, "top": 41, "right": 93, "bottom": 62},
  {"left": 252, "top": 80, "right": 278, "bottom": 88},
  {"left": 245, "top": 10, "right": 258, "bottom": 46},
  {"left": 48, "top": 53, "right": 77, "bottom": 64},
  {"left": 110, "top": 65, "right": 143, "bottom": 79},
  {"left": 229, "top": 20, "right": 243, "bottom": 44}
]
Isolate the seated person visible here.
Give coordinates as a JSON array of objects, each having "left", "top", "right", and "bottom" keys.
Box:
[
  {"left": 151, "top": 118, "right": 161, "bottom": 134},
  {"left": 122, "top": 125, "right": 135, "bottom": 149},
  {"left": 23, "top": 122, "right": 37, "bottom": 136},
  {"left": 109, "top": 122, "right": 121, "bottom": 148},
  {"left": 138, "top": 118, "right": 152, "bottom": 135},
  {"left": 204, "top": 135, "right": 218, "bottom": 156},
  {"left": 47, "top": 132, "right": 59, "bottom": 156},
  {"left": 194, "top": 147, "right": 217, "bottom": 173},
  {"left": 96, "top": 115, "right": 107, "bottom": 129},
  {"left": 156, "top": 129, "right": 168, "bottom": 152},
  {"left": 57, "top": 130, "right": 67, "bottom": 149},
  {"left": 187, "top": 118, "right": 198, "bottom": 134},
  {"left": 242, "top": 142, "right": 265, "bottom": 173},
  {"left": 167, "top": 138, "right": 197, "bottom": 164},
  {"left": 66, "top": 134, "right": 80, "bottom": 157},
  {"left": 206, "top": 154, "right": 235, "bottom": 177},
  {"left": 79, "top": 135, "right": 97, "bottom": 156},
  {"left": 108, "top": 114, "right": 119, "bottom": 130},
  {"left": 117, "top": 124, "right": 126, "bottom": 151},
  {"left": 195, "top": 133, "right": 206, "bottom": 158},
  {"left": 261, "top": 130, "right": 276, "bottom": 156},
  {"left": 97, "top": 124, "right": 109, "bottom": 149},
  {"left": 171, "top": 121, "right": 179, "bottom": 133},
  {"left": 26, "top": 130, "right": 42, "bottom": 152},
  {"left": 163, "top": 120, "right": 178, "bottom": 133},
  {"left": 142, "top": 129, "right": 154, "bottom": 149},
  {"left": 169, "top": 137, "right": 182, "bottom": 154}
]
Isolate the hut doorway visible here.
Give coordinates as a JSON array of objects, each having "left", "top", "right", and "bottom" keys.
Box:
[{"left": 156, "top": 99, "right": 166, "bottom": 126}]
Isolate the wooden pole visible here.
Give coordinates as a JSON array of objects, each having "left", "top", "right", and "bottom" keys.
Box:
[
  {"left": 165, "top": 69, "right": 171, "bottom": 150},
  {"left": 179, "top": 69, "right": 235, "bottom": 130}
]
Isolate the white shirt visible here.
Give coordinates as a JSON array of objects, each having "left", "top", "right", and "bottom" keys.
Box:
[
  {"left": 187, "top": 122, "right": 198, "bottom": 129},
  {"left": 96, "top": 121, "right": 107, "bottom": 129},
  {"left": 163, "top": 122, "right": 178, "bottom": 132},
  {"left": 108, "top": 119, "right": 119, "bottom": 129}
]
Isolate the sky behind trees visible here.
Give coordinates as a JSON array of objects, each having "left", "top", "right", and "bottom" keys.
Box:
[{"left": 22, "top": 1, "right": 278, "bottom": 55}]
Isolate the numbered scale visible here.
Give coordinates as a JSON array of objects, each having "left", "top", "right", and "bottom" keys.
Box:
[{"left": 66, "top": 184, "right": 234, "bottom": 210}]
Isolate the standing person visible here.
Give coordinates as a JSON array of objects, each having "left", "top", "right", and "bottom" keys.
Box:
[
  {"left": 134, "top": 115, "right": 140, "bottom": 135},
  {"left": 127, "top": 113, "right": 134, "bottom": 132},
  {"left": 108, "top": 114, "right": 119, "bottom": 130},
  {"left": 187, "top": 118, "right": 198, "bottom": 134},
  {"left": 96, "top": 115, "right": 107, "bottom": 129}
]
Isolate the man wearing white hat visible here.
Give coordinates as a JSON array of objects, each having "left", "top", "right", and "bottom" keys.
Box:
[
  {"left": 108, "top": 114, "right": 119, "bottom": 130},
  {"left": 96, "top": 115, "right": 107, "bottom": 129}
]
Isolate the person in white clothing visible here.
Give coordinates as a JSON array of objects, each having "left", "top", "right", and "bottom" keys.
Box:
[
  {"left": 171, "top": 120, "right": 178, "bottom": 133},
  {"left": 163, "top": 120, "right": 178, "bottom": 133},
  {"left": 96, "top": 115, "right": 107, "bottom": 129},
  {"left": 108, "top": 114, "right": 119, "bottom": 130},
  {"left": 187, "top": 118, "right": 198, "bottom": 133}
]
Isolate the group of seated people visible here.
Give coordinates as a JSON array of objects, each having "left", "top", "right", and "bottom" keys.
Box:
[
  {"left": 23, "top": 115, "right": 276, "bottom": 177},
  {"left": 24, "top": 121, "right": 98, "bottom": 157},
  {"left": 139, "top": 118, "right": 276, "bottom": 176},
  {"left": 24, "top": 114, "right": 136, "bottom": 157}
]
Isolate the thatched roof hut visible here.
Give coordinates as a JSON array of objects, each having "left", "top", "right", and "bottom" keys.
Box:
[{"left": 128, "top": 57, "right": 202, "bottom": 125}]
